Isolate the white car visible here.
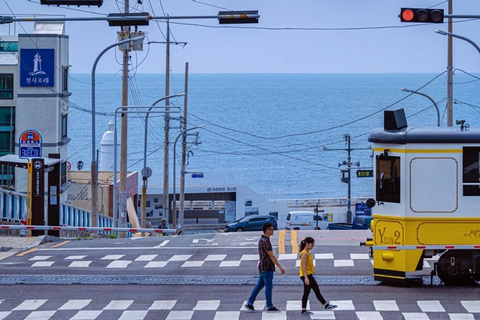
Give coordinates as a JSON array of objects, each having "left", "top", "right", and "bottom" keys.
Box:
[{"left": 285, "top": 211, "right": 328, "bottom": 230}]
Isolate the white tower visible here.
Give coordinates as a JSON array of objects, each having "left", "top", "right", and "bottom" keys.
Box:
[{"left": 99, "top": 120, "right": 119, "bottom": 171}]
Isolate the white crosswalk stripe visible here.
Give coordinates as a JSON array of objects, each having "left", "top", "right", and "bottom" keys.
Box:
[
  {"left": 0, "top": 298, "right": 477, "bottom": 319},
  {"left": 17, "top": 253, "right": 381, "bottom": 270}
]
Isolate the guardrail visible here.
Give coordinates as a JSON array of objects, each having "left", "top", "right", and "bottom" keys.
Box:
[
  {"left": 0, "top": 225, "right": 177, "bottom": 234},
  {"left": 0, "top": 187, "right": 122, "bottom": 228}
]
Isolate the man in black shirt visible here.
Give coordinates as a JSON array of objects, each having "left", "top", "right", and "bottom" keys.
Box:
[{"left": 245, "top": 222, "right": 285, "bottom": 312}]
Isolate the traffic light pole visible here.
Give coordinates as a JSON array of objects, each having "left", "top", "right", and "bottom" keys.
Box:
[
  {"left": 324, "top": 134, "right": 370, "bottom": 224},
  {"left": 447, "top": 0, "right": 453, "bottom": 127}
]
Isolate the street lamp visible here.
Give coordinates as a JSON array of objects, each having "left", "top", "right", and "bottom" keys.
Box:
[
  {"left": 436, "top": 30, "right": 480, "bottom": 55},
  {"left": 141, "top": 94, "right": 185, "bottom": 234},
  {"left": 400, "top": 88, "right": 441, "bottom": 127},
  {"left": 91, "top": 35, "right": 144, "bottom": 227},
  {"left": 172, "top": 124, "right": 205, "bottom": 229},
  {"left": 112, "top": 104, "right": 180, "bottom": 231}
]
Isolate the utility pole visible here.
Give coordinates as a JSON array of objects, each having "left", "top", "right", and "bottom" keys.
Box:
[
  {"left": 179, "top": 62, "right": 189, "bottom": 228},
  {"left": 119, "top": 0, "right": 129, "bottom": 236},
  {"left": 163, "top": 20, "right": 171, "bottom": 227},
  {"left": 324, "top": 134, "right": 370, "bottom": 224},
  {"left": 446, "top": 0, "right": 453, "bottom": 127}
]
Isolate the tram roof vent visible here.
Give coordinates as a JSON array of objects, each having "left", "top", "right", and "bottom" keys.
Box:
[{"left": 384, "top": 109, "right": 407, "bottom": 131}]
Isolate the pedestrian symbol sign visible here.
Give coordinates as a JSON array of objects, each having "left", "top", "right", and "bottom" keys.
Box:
[{"left": 19, "top": 129, "right": 42, "bottom": 159}]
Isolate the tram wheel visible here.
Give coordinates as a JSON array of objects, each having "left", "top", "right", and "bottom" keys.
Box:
[{"left": 437, "top": 251, "right": 475, "bottom": 286}]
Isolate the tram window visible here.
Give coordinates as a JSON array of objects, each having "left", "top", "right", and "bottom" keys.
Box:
[
  {"left": 376, "top": 155, "right": 400, "bottom": 203},
  {"left": 463, "top": 147, "right": 480, "bottom": 196}
]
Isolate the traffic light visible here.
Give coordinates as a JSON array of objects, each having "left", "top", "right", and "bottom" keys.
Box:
[
  {"left": 218, "top": 10, "right": 259, "bottom": 24},
  {"left": 400, "top": 8, "right": 444, "bottom": 23},
  {"left": 40, "top": 0, "right": 103, "bottom": 6}
]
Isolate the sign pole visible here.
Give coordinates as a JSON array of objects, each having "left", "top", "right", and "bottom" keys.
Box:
[{"left": 26, "top": 160, "right": 32, "bottom": 236}]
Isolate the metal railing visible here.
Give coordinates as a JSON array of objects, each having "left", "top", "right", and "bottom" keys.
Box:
[{"left": 0, "top": 187, "right": 130, "bottom": 236}]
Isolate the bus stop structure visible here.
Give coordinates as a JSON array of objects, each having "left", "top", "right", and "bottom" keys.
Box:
[{"left": 0, "top": 154, "right": 62, "bottom": 236}]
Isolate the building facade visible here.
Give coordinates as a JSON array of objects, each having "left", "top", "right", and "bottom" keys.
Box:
[{"left": 0, "top": 23, "right": 69, "bottom": 195}]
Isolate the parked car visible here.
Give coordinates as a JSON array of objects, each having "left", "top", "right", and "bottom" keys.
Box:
[
  {"left": 285, "top": 211, "right": 329, "bottom": 230},
  {"left": 224, "top": 215, "right": 277, "bottom": 232},
  {"left": 327, "top": 215, "right": 372, "bottom": 230}
]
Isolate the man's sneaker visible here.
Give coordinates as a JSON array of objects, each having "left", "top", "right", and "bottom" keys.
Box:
[
  {"left": 244, "top": 304, "right": 256, "bottom": 312},
  {"left": 301, "top": 310, "right": 314, "bottom": 315},
  {"left": 325, "top": 303, "right": 338, "bottom": 310},
  {"left": 267, "top": 307, "right": 281, "bottom": 312}
]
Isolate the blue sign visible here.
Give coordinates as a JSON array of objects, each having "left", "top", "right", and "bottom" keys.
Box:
[
  {"left": 355, "top": 202, "right": 371, "bottom": 215},
  {"left": 191, "top": 173, "right": 204, "bottom": 178},
  {"left": 20, "top": 49, "right": 55, "bottom": 87},
  {"left": 19, "top": 130, "right": 42, "bottom": 159}
]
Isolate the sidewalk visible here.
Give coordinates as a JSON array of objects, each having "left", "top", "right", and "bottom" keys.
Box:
[{"left": 0, "top": 235, "right": 43, "bottom": 251}]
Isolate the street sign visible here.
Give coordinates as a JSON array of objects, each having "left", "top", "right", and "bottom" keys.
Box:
[
  {"left": 191, "top": 173, "right": 204, "bottom": 178},
  {"left": 356, "top": 169, "right": 373, "bottom": 178},
  {"left": 19, "top": 129, "right": 42, "bottom": 159}
]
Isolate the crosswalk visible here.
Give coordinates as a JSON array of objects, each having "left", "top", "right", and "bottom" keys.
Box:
[
  {"left": 0, "top": 299, "right": 479, "bottom": 319},
  {"left": 13, "top": 253, "right": 373, "bottom": 269},
  {"left": 7, "top": 252, "right": 441, "bottom": 270}
]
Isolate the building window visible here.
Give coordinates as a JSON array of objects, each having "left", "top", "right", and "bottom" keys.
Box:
[
  {"left": 376, "top": 154, "right": 401, "bottom": 203},
  {"left": 62, "top": 66, "right": 69, "bottom": 93},
  {"left": 0, "top": 74, "right": 13, "bottom": 99},
  {"left": 463, "top": 147, "right": 480, "bottom": 196},
  {"left": 0, "top": 107, "right": 15, "bottom": 184},
  {"left": 62, "top": 114, "right": 68, "bottom": 139}
]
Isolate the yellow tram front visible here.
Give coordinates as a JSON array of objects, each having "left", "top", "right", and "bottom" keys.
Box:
[{"left": 367, "top": 109, "right": 480, "bottom": 285}]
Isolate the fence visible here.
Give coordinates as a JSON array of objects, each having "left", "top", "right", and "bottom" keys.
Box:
[{"left": 0, "top": 187, "right": 132, "bottom": 237}]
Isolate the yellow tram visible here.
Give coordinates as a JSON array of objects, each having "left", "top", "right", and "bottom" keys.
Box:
[{"left": 366, "top": 109, "right": 480, "bottom": 285}]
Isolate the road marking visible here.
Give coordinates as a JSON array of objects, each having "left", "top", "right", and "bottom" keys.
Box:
[
  {"left": 374, "top": 300, "right": 399, "bottom": 311},
  {"left": 59, "top": 299, "right": 92, "bottom": 310},
  {"left": 103, "top": 300, "right": 133, "bottom": 310},
  {"left": 291, "top": 230, "right": 298, "bottom": 254},
  {"left": 417, "top": 300, "right": 445, "bottom": 312},
  {"left": 51, "top": 240, "right": 70, "bottom": 248},
  {"left": 205, "top": 254, "right": 226, "bottom": 261},
  {"left": 155, "top": 240, "right": 170, "bottom": 247},
  {"left": 462, "top": 301, "right": 480, "bottom": 313},
  {"left": 193, "top": 300, "right": 220, "bottom": 310},
  {"left": 278, "top": 230, "right": 285, "bottom": 254},
  {"left": 68, "top": 261, "right": 92, "bottom": 268},
  {"left": 16, "top": 248, "right": 37, "bottom": 257},
  {"left": 106, "top": 261, "right": 132, "bottom": 268},
  {"left": 12, "top": 299, "right": 47, "bottom": 310}
]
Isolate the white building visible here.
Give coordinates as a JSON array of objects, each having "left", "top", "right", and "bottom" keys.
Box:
[{"left": 0, "top": 23, "right": 69, "bottom": 195}]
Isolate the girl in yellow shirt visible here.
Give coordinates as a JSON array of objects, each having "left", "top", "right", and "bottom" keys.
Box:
[{"left": 299, "top": 237, "right": 337, "bottom": 315}]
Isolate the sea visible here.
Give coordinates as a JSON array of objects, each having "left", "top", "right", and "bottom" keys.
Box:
[{"left": 67, "top": 72, "right": 480, "bottom": 200}]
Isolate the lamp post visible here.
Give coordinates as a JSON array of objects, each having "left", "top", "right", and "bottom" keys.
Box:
[
  {"left": 401, "top": 88, "right": 441, "bottom": 127},
  {"left": 436, "top": 30, "right": 480, "bottom": 55},
  {"left": 141, "top": 94, "right": 185, "bottom": 235},
  {"left": 172, "top": 125, "right": 205, "bottom": 229},
  {"left": 112, "top": 105, "right": 180, "bottom": 231},
  {"left": 436, "top": 29, "right": 480, "bottom": 127},
  {"left": 91, "top": 35, "right": 144, "bottom": 227}
]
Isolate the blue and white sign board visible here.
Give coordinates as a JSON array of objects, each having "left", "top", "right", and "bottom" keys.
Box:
[
  {"left": 191, "top": 173, "right": 204, "bottom": 178},
  {"left": 20, "top": 49, "right": 55, "bottom": 87},
  {"left": 19, "top": 129, "right": 42, "bottom": 159}
]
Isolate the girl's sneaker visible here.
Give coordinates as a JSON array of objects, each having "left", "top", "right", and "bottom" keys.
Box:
[
  {"left": 301, "top": 310, "right": 314, "bottom": 315},
  {"left": 325, "top": 303, "right": 338, "bottom": 310}
]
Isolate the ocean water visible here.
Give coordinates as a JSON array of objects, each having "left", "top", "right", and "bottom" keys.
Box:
[{"left": 67, "top": 73, "right": 480, "bottom": 200}]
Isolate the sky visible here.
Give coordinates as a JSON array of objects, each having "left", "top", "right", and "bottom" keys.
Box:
[{"left": 2, "top": 0, "right": 480, "bottom": 74}]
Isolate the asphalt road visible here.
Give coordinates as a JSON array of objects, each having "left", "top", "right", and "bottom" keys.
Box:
[{"left": 1, "top": 230, "right": 479, "bottom": 319}]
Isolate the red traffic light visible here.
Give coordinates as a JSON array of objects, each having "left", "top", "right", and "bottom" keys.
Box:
[
  {"left": 401, "top": 9, "right": 415, "bottom": 22},
  {"left": 400, "top": 8, "right": 444, "bottom": 23}
]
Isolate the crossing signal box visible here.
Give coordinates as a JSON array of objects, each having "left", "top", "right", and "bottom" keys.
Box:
[{"left": 400, "top": 8, "right": 444, "bottom": 23}]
